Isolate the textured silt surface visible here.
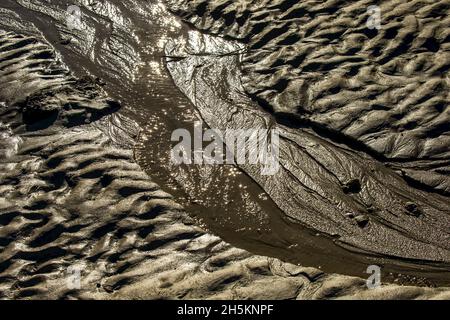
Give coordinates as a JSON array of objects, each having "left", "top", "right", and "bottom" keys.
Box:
[
  {"left": 2, "top": 29, "right": 446, "bottom": 301},
  {"left": 165, "top": 31, "right": 450, "bottom": 278},
  {"left": 0, "top": 0, "right": 449, "bottom": 299},
  {"left": 163, "top": 0, "right": 450, "bottom": 280},
  {"left": 165, "top": 0, "right": 450, "bottom": 194}
]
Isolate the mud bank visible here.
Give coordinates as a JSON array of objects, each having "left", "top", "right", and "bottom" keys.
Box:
[
  {"left": 1, "top": 29, "right": 446, "bottom": 301},
  {"left": 163, "top": 0, "right": 450, "bottom": 282},
  {"left": 0, "top": 0, "right": 449, "bottom": 299}
]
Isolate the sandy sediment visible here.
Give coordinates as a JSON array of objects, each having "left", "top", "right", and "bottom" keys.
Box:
[
  {"left": 0, "top": 0, "right": 449, "bottom": 300},
  {"left": 164, "top": 0, "right": 450, "bottom": 195},
  {"left": 165, "top": 31, "right": 450, "bottom": 271},
  {"left": 163, "top": 0, "right": 450, "bottom": 278},
  {"left": 0, "top": 29, "right": 449, "bottom": 300}
]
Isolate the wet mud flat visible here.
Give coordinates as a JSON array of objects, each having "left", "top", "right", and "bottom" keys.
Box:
[
  {"left": 0, "top": 0, "right": 449, "bottom": 299},
  {"left": 162, "top": 0, "right": 450, "bottom": 283}
]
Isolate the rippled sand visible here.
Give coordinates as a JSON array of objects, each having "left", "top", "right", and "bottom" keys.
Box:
[
  {"left": 0, "top": 0, "right": 449, "bottom": 299},
  {"left": 164, "top": 0, "right": 450, "bottom": 278},
  {"left": 166, "top": 0, "right": 450, "bottom": 192}
]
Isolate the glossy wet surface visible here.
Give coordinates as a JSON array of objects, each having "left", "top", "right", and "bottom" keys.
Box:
[{"left": 1, "top": 0, "right": 449, "bottom": 286}]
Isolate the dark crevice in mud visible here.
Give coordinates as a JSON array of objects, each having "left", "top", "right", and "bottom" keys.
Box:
[
  {"left": 269, "top": 111, "right": 389, "bottom": 162},
  {"left": 254, "top": 103, "right": 438, "bottom": 201},
  {"left": 400, "top": 173, "right": 450, "bottom": 198},
  {"left": 338, "top": 239, "right": 450, "bottom": 273},
  {"left": 251, "top": 24, "right": 291, "bottom": 50},
  {"left": 255, "top": 106, "right": 450, "bottom": 198},
  {"left": 22, "top": 108, "right": 59, "bottom": 131}
]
